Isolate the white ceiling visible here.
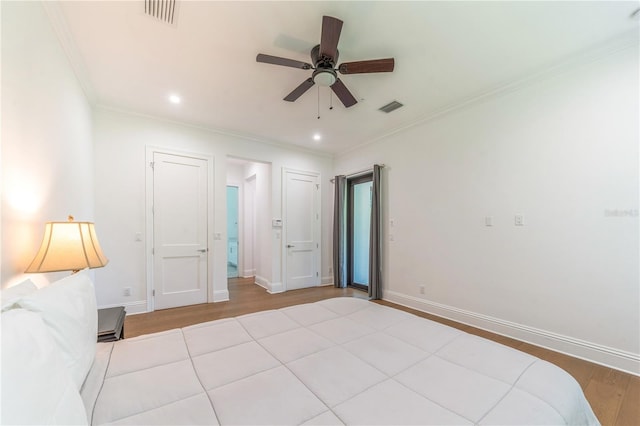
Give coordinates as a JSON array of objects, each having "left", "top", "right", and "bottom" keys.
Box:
[{"left": 52, "top": 1, "right": 639, "bottom": 155}]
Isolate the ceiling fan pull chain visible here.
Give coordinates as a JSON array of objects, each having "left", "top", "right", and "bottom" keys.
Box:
[
  {"left": 317, "top": 85, "right": 321, "bottom": 119},
  {"left": 330, "top": 90, "right": 334, "bottom": 110}
]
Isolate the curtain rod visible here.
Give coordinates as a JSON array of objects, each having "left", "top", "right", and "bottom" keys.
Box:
[{"left": 330, "top": 164, "right": 385, "bottom": 183}]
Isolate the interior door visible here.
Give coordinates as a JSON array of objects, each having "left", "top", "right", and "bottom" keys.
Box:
[
  {"left": 284, "top": 169, "right": 320, "bottom": 290},
  {"left": 153, "top": 152, "right": 208, "bottom": 310}
]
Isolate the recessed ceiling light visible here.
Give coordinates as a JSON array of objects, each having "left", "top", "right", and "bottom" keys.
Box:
[
  {"left": 312, "top": 133, "right": 322, "bottom": 141},
  {"left": 168, "top": 94, "right": 181, "bottom": 104}
]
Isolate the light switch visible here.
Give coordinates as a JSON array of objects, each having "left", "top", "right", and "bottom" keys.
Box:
[{"left": 515, "top": 215, "right": 524, "bottom": 226}]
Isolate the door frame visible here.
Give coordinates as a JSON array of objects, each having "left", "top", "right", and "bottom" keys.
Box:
[
  {"left": 281, "top": 167, "right": 321, "bottom": 292},
  {"left": 145, "top": 146, "right": 215, "bottom": 312}
]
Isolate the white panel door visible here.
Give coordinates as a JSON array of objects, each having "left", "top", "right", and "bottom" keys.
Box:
[
  {"left": 153, "top": 152, "right": 208, "bottom": 310},
  {"left": 284, "top": 169, "right": 320, "bottom": 290}
]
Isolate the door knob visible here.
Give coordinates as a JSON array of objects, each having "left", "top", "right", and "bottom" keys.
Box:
[{"left": 197, "top": 249, "right": 207, "bottom": 253}]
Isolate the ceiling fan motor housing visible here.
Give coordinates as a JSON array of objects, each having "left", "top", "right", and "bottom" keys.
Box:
[
  {"left": 310, "top": 44, "right": 338, "bottom": 67},
  {"left": 310, "top": 44, "right": 338, "bottom": 86}
]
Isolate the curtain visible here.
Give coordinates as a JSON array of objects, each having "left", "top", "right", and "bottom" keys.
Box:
[
  {"left": 333, "top": 175, "right": 347, "bottom": 288},
  {"left": 368, "top": 165, "right": 382, "bottom": 299}
]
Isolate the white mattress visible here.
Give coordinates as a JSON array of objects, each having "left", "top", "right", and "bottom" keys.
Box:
[{"left": 83, "top": 297, "right": 599, "bottom": 425}]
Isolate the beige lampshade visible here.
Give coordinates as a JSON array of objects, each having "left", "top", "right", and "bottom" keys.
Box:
[{"left": 25, "top": 219, "right": 109, "bottom": 273}]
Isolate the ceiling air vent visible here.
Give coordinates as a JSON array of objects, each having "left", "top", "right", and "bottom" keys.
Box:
[
  {"left": 379, "top": 100, "right": 404, "bottom": 113},
  {"left": 145, "top": 0, "right": 178, "bottom": 25}
]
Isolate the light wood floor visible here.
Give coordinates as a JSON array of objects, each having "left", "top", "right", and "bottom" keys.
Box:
[{"left": 125, "top": 277, "right": 639, "bottom": 426}]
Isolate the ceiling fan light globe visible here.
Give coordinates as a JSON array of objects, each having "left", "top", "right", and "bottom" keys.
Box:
[{"left": 313, "top": 71, "right": 336, "bottom": 87}]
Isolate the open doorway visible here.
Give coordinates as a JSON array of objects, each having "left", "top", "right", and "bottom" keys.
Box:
[
  {"left": 226, "top": 157, "right": 270, "bottom": 293},
  {"left": 226, "top": 185, "right": 239, "bottom": 278}
]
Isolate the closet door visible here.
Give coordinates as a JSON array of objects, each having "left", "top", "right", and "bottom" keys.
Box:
[
  {"left": 283, "top": 168, "right": 320, "bottom": 291},
  {"left": 152, "top": 152, "right": 209, "bottom": 309}
]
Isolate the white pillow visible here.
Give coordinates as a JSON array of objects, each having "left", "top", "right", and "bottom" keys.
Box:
[
  {"left": 16, "top": 269, "right": 98, "bottom": 389},
  {"left": 1, "top": 309, "right": 88, "bottom": 425},
  {"left": 0, "top": 278, "right": 38, "bottom": 311}
]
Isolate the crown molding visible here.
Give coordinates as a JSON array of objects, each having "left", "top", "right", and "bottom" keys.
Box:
[
  {"left": 94, "top": 104, "right": 334, "bottom": 159},
  {"left": 42, "top": 1, "right": 97, "bottom": 104},
  {"left": 41, "top": 1, "right": 332, "bottom": 159},
  {"left": 337, "top": 29, "right": 639, "bottom": 158}
]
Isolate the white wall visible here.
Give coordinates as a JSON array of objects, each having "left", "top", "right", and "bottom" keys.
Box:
[
  {"left": 1, "top": 1, "right": 94, "bottom": 288},
  {"left": 335, "top": 44, "right": 639, "bottom": 374},
  {"left": 92, "top": 108, "right": 333, "bottom": 312}
]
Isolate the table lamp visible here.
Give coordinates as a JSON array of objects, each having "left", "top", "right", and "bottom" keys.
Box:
[{"left": 25, "top": 215, "right": 109, "bottom": 274}]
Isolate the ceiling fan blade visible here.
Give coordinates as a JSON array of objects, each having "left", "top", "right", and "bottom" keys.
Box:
[
  {"left": 319, "top": 16, "right": 343, "bottom": 61},
  {"left": 338, "top": 58, "right": 395, "bottom": 74},
  {"left": 256, "top": 53, "right": 312, "bottom": 70},
  {"left": 330, "top": 78, "right": 357, "bottom": 108},
  {"left": 284, "top": 78, "right": 315, "bottom": 102}
]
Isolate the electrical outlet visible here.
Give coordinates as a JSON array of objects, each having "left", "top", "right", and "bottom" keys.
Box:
[
  {"left": 515, "top": 215, "right": 524, "bottom": 226},
  {"left": 419, "top": 285, "right": 425, "bottom": 295},
  {"left": 123, "top": 287, "right": 131, "bottom": 297}
]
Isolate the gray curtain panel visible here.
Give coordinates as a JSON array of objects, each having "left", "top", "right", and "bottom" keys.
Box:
[
  {"left": 333, "top": 175, "right": 347, "bottom": 288},
  {"left": 368, "top": 165, "right": 382, "bottom": 299}
]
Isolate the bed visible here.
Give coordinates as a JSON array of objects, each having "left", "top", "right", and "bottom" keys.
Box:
[{"left": 2, "top": 271, "right": 600, "bottom": 425}]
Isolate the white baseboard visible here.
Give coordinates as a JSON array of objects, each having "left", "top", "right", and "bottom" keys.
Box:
[
  {"left": 384, "top": 290, "right": 640, "bottom": 376},
  {"left": 243, "top": 269, "right": 255, "bottom": 278},
  {"left": 213, "top": 289, "right": 229, "bottom": 302},
  {"left": 321, "top": 276, "right": 333, "bottom": 286},
  {"left": 99, "top": 300, "right": 147, "bottom": 315},
  {"left": 106, "top": 291, "right": 229, "bottom": 315},
  {"left": 254, "top": 275, "right": 284, "bottom": 294},
  {"left": 254, "top": 275, "right": 269, "bottom": 290},
  {"left": 268, "top": 282, "right": 284, "bottom": 294}
]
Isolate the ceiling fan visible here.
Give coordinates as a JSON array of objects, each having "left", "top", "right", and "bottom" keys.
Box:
[{"left": 256, "top": 16, "right": 395, "bottom": 108}]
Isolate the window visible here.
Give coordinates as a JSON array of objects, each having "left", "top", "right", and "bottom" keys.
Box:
[{"left": 347, "top": 174, "right": 372, "bottom": 290}]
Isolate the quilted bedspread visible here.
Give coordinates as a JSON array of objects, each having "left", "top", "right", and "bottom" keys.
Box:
[{"left": 83, "top": 297, "right": 599, "bottom": 425}]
